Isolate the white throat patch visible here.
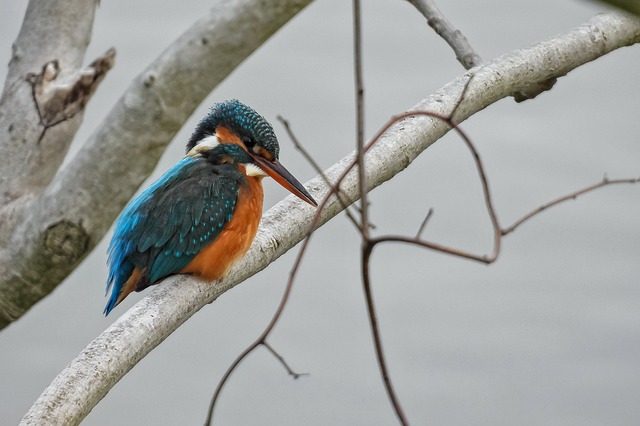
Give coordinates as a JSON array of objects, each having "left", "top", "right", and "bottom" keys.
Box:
[{"left": 243, "top": 163, "right": 267, "bottom": 177}]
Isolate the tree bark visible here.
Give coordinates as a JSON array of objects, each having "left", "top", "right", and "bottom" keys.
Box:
[{"left": 0, "top": 0, "right": 100, "bottom": 218}]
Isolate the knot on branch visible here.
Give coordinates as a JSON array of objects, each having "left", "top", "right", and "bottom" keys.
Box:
[
  {"left": 43, "top": 220, "right": 90, "bottom": 265},
  {"left": 514, "top": 77, "right": 557, "bottom": 102},
  {"left": 26, "top": 48, "right": 116, "bottom": 128}
]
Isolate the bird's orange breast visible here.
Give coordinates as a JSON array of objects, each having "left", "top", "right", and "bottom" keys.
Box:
[{"left": 180, "top": 174, "right": 264, "bottom": 281}]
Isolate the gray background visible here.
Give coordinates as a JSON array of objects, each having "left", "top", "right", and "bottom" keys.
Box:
[{"left": 1, "top": 0, "right": 639, "bottom": 424}]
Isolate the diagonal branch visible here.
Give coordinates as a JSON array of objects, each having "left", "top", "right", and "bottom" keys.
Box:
[
  {"left": 501, "top": 177, "right": 640, "bottom": 236},
  {"left": 407, "top": 0, "right": 482, "bottom": 68},
  {"left": 278, "top": 115, "right": 362, "bottom": 228},
  {"left": 261, "top": 341, "right": 308, "bottom": 379},
  {"left": 19, "top": 11, "right": 640, "bottom": 426},
  {"left": 407, "top": 0, "right": 557, "bottom": 101}
]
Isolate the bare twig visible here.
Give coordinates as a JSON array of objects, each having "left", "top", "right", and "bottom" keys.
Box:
[
  {"left": 277, "top": 115, "right": 361, "bottom": 229},
  {"left": 366, "top": 129, "right": 638, "bottom": 266},
  {"left": 407, "top": 0, "right": 482, "bottom": 69},
  {"left": 447, "top": 73, "right": 475, "bottom": 123},
  {"left": 407, "top": 0, "right": 556, "bottom": 101},
  {"left": 372, "top": 110, "right": 502, "bottom": 265},
  {"left": 204, "top": 247, "right": 306, "bottom": 425},
  {"left": 362, "top": 243, "right": 410, "bottom": 424},
  {"left": 501, "top": 177, "right": 640, "bottom": 235},
  {"left": 276, "top": 116, "right": 327, "bottom": 183},
  {"left": 416, "top": 208, "right": 434, "bottom": 239},
  {"left": 204, "top": 167, "right": 345, "bottom": 424},
  {"left": 354, "top": 0, "right": 410, "bottom": 424},
  {"left": 262, "top": 341, "right": 308, "bottom": 379},
  {"left": 354, "top": 0, "right": 368, "bottom": 240}
]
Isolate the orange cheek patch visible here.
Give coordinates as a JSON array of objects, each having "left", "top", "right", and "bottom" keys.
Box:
[
  {"left": 215, "top": 125, "right": 245, "bottom": 148},
  {"left": 255, "top": 146, "right": 273, "bottom": 161}
]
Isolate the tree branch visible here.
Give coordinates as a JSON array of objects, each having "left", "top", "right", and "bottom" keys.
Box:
[
  {"left": 501, "top": 177, "right": 640, "bottom": 236},
  {"left": 0, "top": 0, "right": 313, "bottom": 329},
  {"left": 407, "top": 0, "right": 482, "bottom": 68},
  {"left": 278, "top": 115, "right": 361, "bottom": 228},
  {"left": 0, "top": 0, "right": 101, "bottom": 206},
  {"left": 261, "top": 341, "right": 308, "bottom": 379},
  {"left": 19, "top": 11, "right": 640, "bottom": 426},
  {"left": 407, "top": 0, "right": 558, "bottom": 101},
  {"left": 356, "top": 0, "right": 408, "bottom": 423}
]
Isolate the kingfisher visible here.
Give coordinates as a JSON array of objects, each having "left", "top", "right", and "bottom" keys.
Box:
[{"left": 104, "top": 100, "right": 316, "bottom": 315}]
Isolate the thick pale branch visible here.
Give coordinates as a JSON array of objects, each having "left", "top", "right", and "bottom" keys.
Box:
[
  {"left": 4, "top": 0, "right": 98, "bottom": 83},
  {"left": 0, "top": 0, "right": 100, "bottom": 205},
  {"left": 20, "top": 11, "right": 640, "bottom": 426},
  {"left": 0, "top": 0, "right": 313, "bottom": 329}
]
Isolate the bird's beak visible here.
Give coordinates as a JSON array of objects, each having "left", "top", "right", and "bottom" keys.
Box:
[{"left": 251, "top": 156, "right": 317, "bottom": 206}]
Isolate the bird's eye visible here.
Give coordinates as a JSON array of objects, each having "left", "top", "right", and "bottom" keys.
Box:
[
  {"left": 241, "top": 136, "right": 255, "bottom": 149},
  {"left": 218, "top": 155, "right": 232, "bottom": 165}
]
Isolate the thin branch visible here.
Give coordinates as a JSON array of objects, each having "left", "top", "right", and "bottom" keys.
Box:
[
  {"left": 407, "top": 0, "right": 482, "bottom": 69},
  {"left": 367, "top": 109, "right": 502, "bottom": 265},
  {"left": 447, "top": 73, "right": 475, "bottom": 123},
  {"left": 367, "top": 130, "right": 638, "bottom": 264},
  {"left": 416, "top": 208, "right": 434, "bottom": 239},
  {"left": 262, "top": 341, "right": 308, "bottom": 379},
  {"left": 371, "top": 235, "right": 492, "bottom": 264},
  {"left": 502, "top": 177, "right": 640, "bottom": 235},
  {"left": 205, "top": 242, "right": 305, "bottom": 425},
  {"left": 362, "top": 243, "right": 410, "bottom": 425},
  {"left": 205, "top": 340, "right": 260, "bottom": 425},
  {"left": 277, "top": 115, "right": 361, "bottom": 229},
  {"left": 354, "top": 0, "right": 368, "bottom": 239},
  {"left": 406, "top": 0, "right": 556, "bottom": 101},
  {"left": 204, "top": 198, "right": 333, "bottom": 424},
  {"left": 205, "top": 120, "right": 370, "bottom": 421},
  {"left": 355, "top": 0, "right": 408, "bottom": 423}
]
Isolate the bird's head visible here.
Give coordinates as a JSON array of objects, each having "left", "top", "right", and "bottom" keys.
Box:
[{"left": 187, "top": 100, "right": 316, "bottom": 206}]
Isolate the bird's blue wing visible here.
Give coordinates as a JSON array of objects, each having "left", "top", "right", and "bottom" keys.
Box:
[
  {"left": 141, "top": 177, "right": 238, "bottom": 283},
  {"left": 105, "top": 157, "right": 241, "bottom": 313}
]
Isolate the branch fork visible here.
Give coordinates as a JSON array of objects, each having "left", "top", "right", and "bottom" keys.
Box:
[{"left": 27, "top": 48, "right": 115, "bottom": 131}]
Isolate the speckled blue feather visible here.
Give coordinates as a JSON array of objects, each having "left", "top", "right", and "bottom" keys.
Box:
[{"left": 104, "top": 147, "right": 251, "bottom": 315}]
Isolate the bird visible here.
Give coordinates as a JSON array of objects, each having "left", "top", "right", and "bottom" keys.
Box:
[{"left": 104, "top": 100, "right": 316, "bottom": 315}]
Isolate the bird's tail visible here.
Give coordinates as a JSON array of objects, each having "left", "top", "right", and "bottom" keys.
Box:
[{"left": 104, "top": 267, "right": 144, "bottom": 316}]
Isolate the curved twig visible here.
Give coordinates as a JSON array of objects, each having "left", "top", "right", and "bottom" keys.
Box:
[
  {"left": 262, "top": 341, "right": 308, "bottom": 379},
  {"left": 501, "top": 177, "right": 640, "bottom": 235}
]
